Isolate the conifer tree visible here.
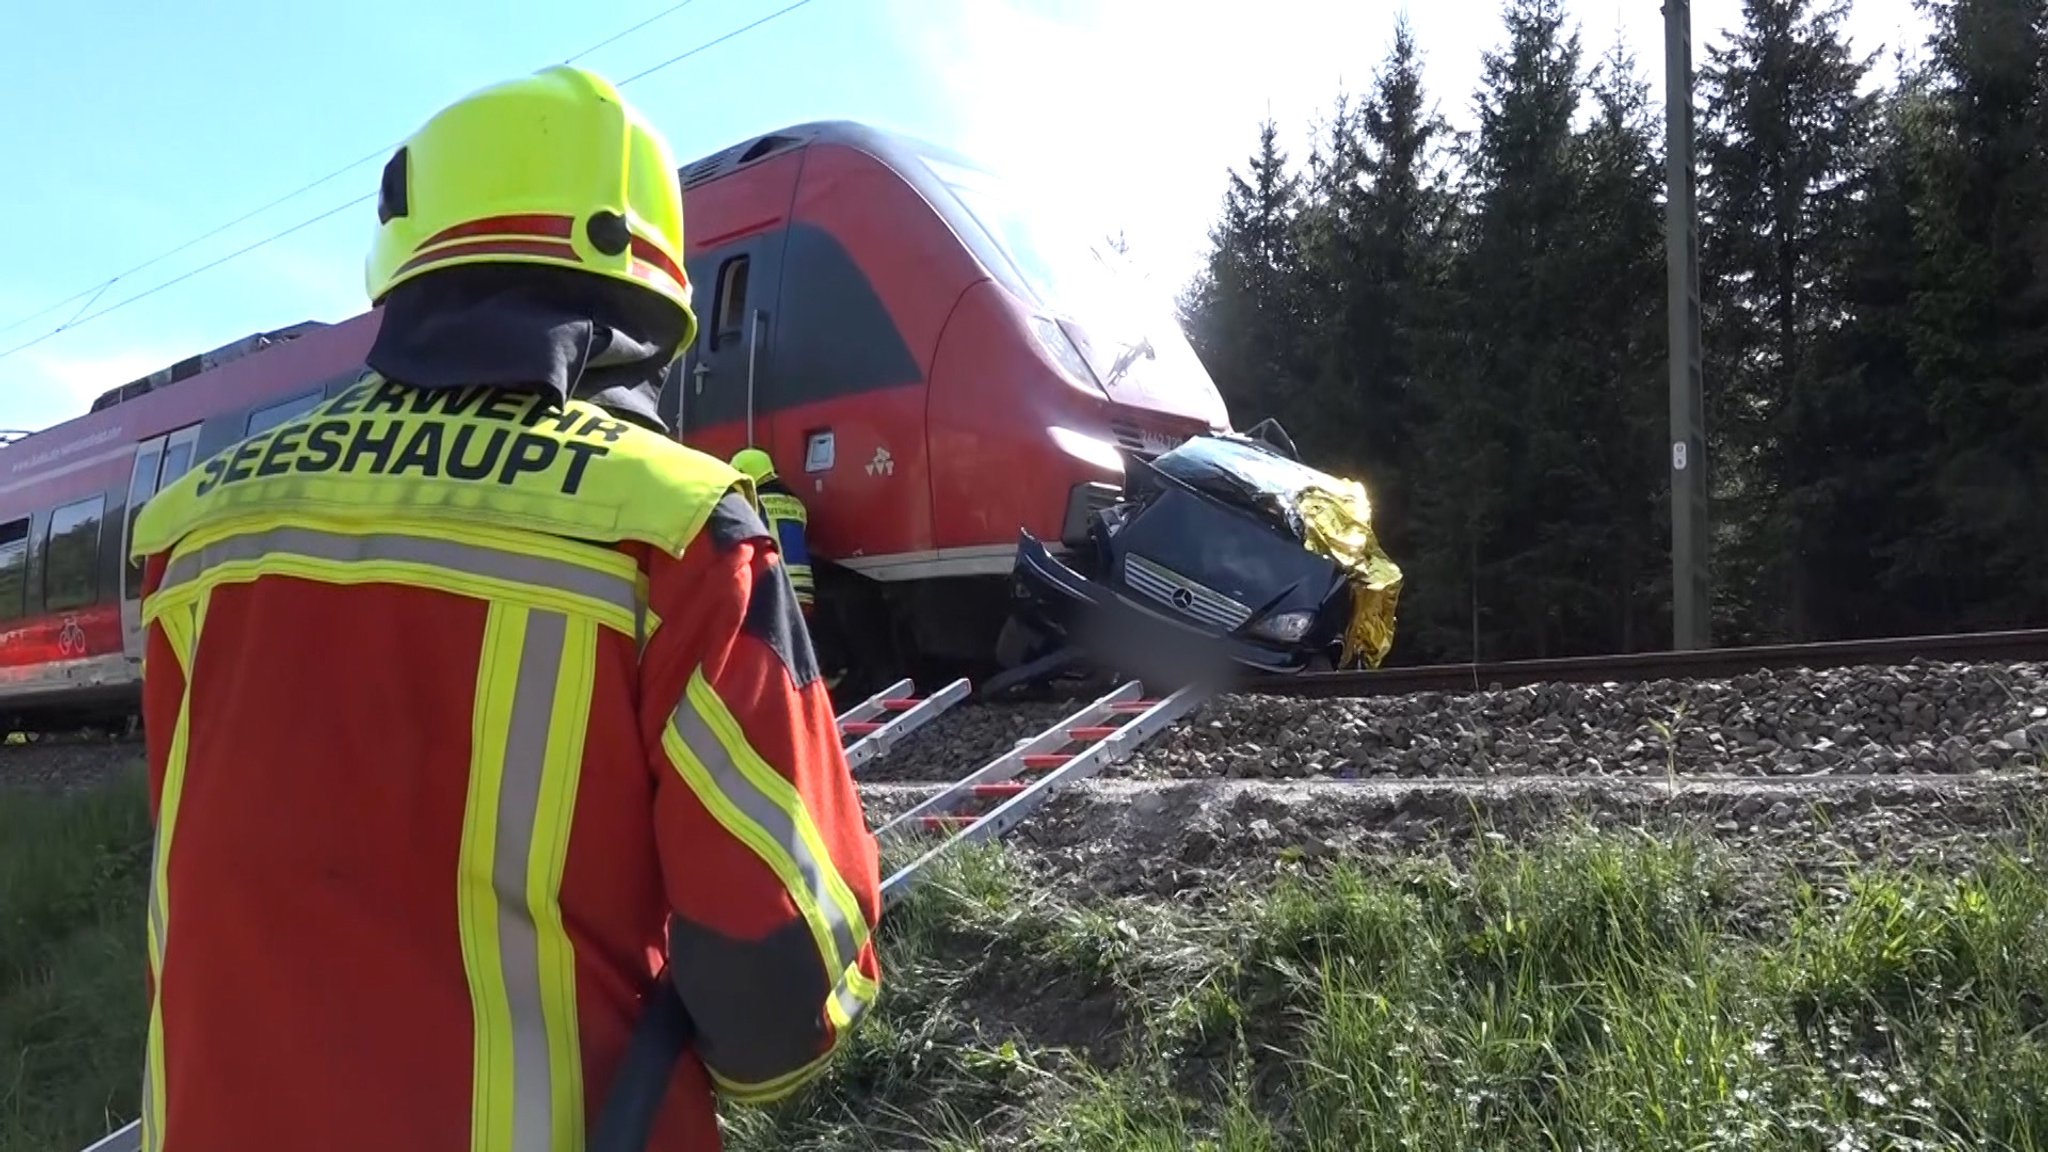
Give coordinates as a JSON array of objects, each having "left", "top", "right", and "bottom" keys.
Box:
[
  {"left": 1900, "top": 0, "right": 2048, "bottom": 625},
  {"left": 1697, "top": 0, "right": 1879, "bottom": 640},
  {"left": 1411, "top": 0, "right": 1597, "bottom": 659},
  {"left": 1292, "top": 18, "right": 1457, "bottom": 561},
  {"left": 1559, "top": 39, "right": 1671, "bottom": 652},
  {"left": 1181, "top": 120, "right": 1312, "bottom": 429}
]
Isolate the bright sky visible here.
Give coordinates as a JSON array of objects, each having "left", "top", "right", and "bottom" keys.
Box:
[{"left": 0, "top": 0, "right": 1932, "bottom": 436}]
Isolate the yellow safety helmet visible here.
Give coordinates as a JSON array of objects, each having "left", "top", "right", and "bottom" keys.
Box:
[
  {"left": 731, "top": 447, "right": 777, "bottom": 485},
  {"left": 365, "top": 65, "right": 697, "bottom": 353}
]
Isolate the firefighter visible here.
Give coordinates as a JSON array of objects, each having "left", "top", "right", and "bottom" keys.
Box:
[
  {"left": 730, "top": 446, "right": 814, "bottom": 615},
  {"left": 128, "top": 65, "right": 881, "bottom": 1152}
]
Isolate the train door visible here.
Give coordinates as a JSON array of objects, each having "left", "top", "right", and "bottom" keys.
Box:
[
  {"left": 119, "top": 423, "right": 200, "bottom": 661},
  {"left": 673, "top": 229, "right": 788, "bottom": 464}
]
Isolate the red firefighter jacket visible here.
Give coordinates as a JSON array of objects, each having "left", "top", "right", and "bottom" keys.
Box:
[{"left": 128, "top": 374, "right": 882, "bottom": 1152}]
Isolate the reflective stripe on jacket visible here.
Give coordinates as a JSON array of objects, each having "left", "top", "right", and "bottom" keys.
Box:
[
  {"left": 129, "top": 374, "right": 881, "bottom": 1152},
  {"left": 755, "top": 480, "right": 812, "bottom": 611}
]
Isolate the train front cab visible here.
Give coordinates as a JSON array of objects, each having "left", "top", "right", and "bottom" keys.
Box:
[{"left": 656, "top": 121, "right": 1230, "bottom": 689}]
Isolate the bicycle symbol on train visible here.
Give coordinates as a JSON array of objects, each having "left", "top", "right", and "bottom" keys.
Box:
[{"left": 57, "top": 615, "right": 86, "bottom": 658}]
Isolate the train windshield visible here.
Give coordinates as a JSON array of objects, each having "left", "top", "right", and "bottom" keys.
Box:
[
  {"left": 917, "top": 149, "right": 1229, "bottom": 426},
  {"left": 920, "top": 155, "right": 1128, "bottom": 316}
]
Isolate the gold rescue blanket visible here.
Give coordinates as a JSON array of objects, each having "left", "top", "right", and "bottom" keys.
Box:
[{"left": 1294, "top": 480, "right": 1404, "bottom": 669}]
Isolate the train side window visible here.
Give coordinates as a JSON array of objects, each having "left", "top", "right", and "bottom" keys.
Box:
[
  {"left": 124, "top": 437, "right": 165, "bottom": 603},
  {"left": 128, "top": 441, "right": 165, "bottom": 510},
  {"left": 711, "top": 255, "right": 750, "bottom": 350},
  {"left": 0, "top": 519, "right": 27, "bottom": 622},
  {"left": 44, "top": 495, "right": 105, "bottom": 613},
  {"left": 246, "top": 390, "right": 321, "bottom": 437},
  {"left": 159, "top": 425, "right": 200, "bottom": 485},
  {"left": 123, "top": 425, "right": 201, "bottom": 602}
]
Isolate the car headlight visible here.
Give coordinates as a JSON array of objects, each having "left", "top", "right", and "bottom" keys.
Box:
[{"left": 1251, "top": 610, "right": 1315, "bottom": 643}]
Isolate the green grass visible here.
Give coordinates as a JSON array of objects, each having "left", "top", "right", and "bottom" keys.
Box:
[
  {"left": 8, "top": 775, "right": 2048, "bottom": 1151},
  {"left": 0, "top": 767, "right": 150, "bottom": 1152},
  {"left": 726, "top": 826, "right": 2048, "bottom": 1151}
]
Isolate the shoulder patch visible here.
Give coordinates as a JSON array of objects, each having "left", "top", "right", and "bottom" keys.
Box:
[
  {"left": 743, "top": 552, "right": 823, "bottom": 691},
  {"left": 703, "top": 491, "right": 820, "bottom": 687},
  {"left": 705, "top": 490, "right": 772, "bottom": 551}
]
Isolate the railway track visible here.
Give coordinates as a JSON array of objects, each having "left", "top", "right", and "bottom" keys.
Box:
[{"left": 1240, "top": 626, "right": 2048, "bottom": 698}]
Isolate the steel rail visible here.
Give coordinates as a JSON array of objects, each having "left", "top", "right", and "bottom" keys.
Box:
[{"left": 1243, "top": 628, "right": 2048, "bottom": 700}]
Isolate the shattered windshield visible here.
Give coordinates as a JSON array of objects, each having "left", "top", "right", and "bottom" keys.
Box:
[
  {"left": 1150, "top": 436, "right": 1349, "bottom": 542},
  {"left": 1157, "top": 436, "right": 1333, "bottom": 500}
]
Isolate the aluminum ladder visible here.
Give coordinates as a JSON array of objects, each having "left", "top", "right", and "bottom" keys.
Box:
[
  {"left": 587, "top": 676, "right": 1207, "bottom": 1151},
  {"left": 837, "top": 676, "right": 970, "bottom": 773},
  {"left": 872, "top": 679, "right": 1206, "bottom": 910}
]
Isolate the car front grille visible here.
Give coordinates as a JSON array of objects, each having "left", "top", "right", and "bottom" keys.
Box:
[{"left": 1121, "top": 553, "right": 1253, "bottom": 633}]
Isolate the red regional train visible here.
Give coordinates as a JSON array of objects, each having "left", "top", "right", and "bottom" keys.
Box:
[{"left": 0, "top": 120, "right": 1230, "bottom": 730}]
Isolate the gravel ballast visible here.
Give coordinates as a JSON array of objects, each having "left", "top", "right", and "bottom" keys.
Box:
[
  {"left": 11, "top": 658, "right": 2044, "bottom": 799},
  {"left": 1112, "top": 659, "right": 2048, "bottom": 781},
  {"left": 841, "top": 659, "right": 2047, "bottom": 899},
  {"left": 851, "top": 699, "right": 1078, "bottom": 783}
]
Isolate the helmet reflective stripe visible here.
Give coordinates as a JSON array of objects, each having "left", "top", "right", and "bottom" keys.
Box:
[
  {"left": 365, "top": 65, "right": 697, "bottom": 353},
  {"left": 389, "top": 213, "right": 581, "bottom": 280}
]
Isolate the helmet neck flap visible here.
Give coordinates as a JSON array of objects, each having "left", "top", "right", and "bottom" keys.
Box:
[{"left": 364, "top": 262, "right": 684, "bottom": 435}]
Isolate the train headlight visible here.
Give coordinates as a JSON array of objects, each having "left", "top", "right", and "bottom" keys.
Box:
[
  {"left": 1251, "top": 610, "right": 1315, "bottom": 644},
  {"left": 1047, "top": 426, "right": 1126, "bottom": 475}
]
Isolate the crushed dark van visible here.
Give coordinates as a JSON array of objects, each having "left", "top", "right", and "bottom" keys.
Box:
[{"left": 992, "top": 421, "right": 1403, "bottom": 695}]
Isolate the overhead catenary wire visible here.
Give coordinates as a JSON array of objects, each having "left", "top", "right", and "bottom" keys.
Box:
[
  {"left": 0, "top": 145, "right": 392, "bottom": 342},
  {"left": 0, "top": 199, "right": 368, "bottom": 362},
  {"left": 618, "top": 0, "right": 816, "bottom": 84},
  {"left": 564, "top": 0, "right": 706, "bottom": 64},
  {"left": 0, "top": 0, "right": 791, "bottom": 362},
  {"left": 0, "top": 0, "right": 712, "bottom": 344}
]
